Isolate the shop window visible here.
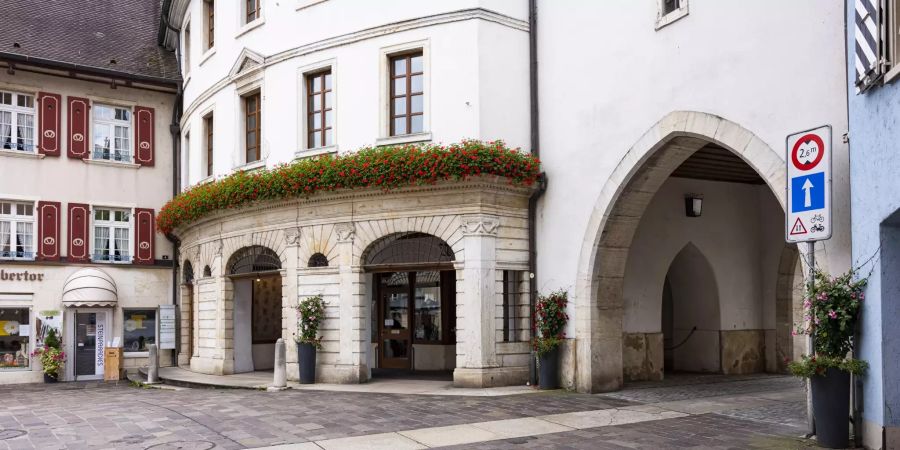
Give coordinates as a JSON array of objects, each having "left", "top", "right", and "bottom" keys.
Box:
[
  {"left": 92, "top": 104, "right": 132, "bottom": 163},
  {"left": 123, "top": 309, "right": 156, "bottom": 353},
  {"left": 0, "top": 90, "right": 36, "bottom": 152},
  {"left": 414, "top": 270, "right": 441, "bottom": 342},
  {"left": 0, "top": 308, "right": 30, "bottom": 369},
  {"left": 0, "top": 201, "right": 35, "bottom": 260},
  {"left": 502, "top": 270, "right": 528, "bottom": 342}
]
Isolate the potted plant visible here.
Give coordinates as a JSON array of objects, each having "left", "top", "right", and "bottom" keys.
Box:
[
  {"left": 31, "top": 327, "right": 65, "bottom": 383},
  {"left": 788, "top": 269, "right": 868, "bottom": 449},
  {"left": 293, "top": 295, "right": 326, "bottom": 384},
  {"left": 533, "top": 289, "right": 568, "bottom": 389}
]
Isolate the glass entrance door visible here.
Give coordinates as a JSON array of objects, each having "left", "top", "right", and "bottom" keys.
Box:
[
  {"left": 379, "top": 286, "right": 410, "bottom": 369},
  {"left": 75, "top": 312, "right": 97, "bottom": 377}
]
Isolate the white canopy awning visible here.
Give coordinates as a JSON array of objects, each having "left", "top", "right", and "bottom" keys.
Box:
[{"left": 62, "top": 268, "right": 118, "bottom": 307}]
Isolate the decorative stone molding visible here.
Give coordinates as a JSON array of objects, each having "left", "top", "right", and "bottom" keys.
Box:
[
  {"left": 335, "top": 223, "right": 355, "bottom": 242},
  {"left": 285, "top": 227, "right": 301, "bottom": 245},
  {"left": 460, "top": 215, "right": 500, "bottom": 236}
]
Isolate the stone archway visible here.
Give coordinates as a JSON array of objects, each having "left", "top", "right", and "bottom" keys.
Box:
[{"left": 574, "top": 111, "right": 823, "bottom": 393}]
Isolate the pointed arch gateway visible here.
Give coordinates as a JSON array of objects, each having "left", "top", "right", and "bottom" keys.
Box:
[{"left": 574, "top": 111, "right": 818, "bottom": 393}]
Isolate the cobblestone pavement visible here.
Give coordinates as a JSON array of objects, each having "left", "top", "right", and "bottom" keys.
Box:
[{"left": 0, "top": 374, "right": 815, "bottom": 449}]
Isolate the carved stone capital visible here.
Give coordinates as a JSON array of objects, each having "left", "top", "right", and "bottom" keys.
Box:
[
  {"left": 335, "top": 223, "right": 355, "bottom": 243},
  {"left": 460, "top": 215, "right": 500, "bottom": 236},
  {"left": 284, "top": 227, "right": 301, "bottom": 245}
]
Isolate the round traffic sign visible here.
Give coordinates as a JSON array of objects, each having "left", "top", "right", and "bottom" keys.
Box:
[{"left": 791, "top": 133, "right": 825, "bottom": 171}]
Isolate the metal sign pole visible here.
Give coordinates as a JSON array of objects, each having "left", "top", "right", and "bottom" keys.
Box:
[{"left": 806, "top": 241, "right": 816, "bottom": 437}]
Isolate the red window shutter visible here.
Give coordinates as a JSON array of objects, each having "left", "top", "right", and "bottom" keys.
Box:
[
  {"left": 134, "top": 106, "right": 155, "bottom": 166},
  {"left": 67, "top": 97, "right": 90, "bottom": 159},
  {"left": 68, "top": 203, "right": 90, "bottom": 262},
  {"left": 133, "top": 208, "right": 155, "bottom": 265},
  {"left": 36, "top": 201, "right": 61, "bottom": 261},
  {"left": 37, "top": 92, "right": 61, "bottom": 156}
]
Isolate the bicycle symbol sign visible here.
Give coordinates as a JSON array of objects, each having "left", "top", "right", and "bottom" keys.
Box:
[{"left": 786, "top": 126, "right": 832, "bottom": 243}]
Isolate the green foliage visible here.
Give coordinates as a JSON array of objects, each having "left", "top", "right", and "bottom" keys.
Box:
[
  {"left": 43, "top": 327, "right": 61, "bottom": 350},
  {"left": 157, "top": 140, "right": 541, "bottom": 234},
  {"left": 533, "top": 289, "right": 569, "bottom": 356},
  {"left": 788, "top": 354, "right": 868, "bottom": 378},
  {"left": 794, "top": 269, "right": 867, "bottom": 358},
  {"left": 294, "top": 295, "right": 326, "bottom": 349}
]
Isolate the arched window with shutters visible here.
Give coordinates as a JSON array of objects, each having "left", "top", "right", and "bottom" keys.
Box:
[{"left": 308, "top": 252, "right": 329, "bottom": 268}]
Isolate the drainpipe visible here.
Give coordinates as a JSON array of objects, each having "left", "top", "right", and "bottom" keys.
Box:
[
  {"left": 161, "top": 3, "right": 184, "bottom": 368},
  {"left": 527, "top": 0, "right": 547, "bottom": 387}
]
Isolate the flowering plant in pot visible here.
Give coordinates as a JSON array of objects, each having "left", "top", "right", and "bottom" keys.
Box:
[
  {"left": 788, "top": 268, "right": 868, "bottom": 448},
  {"left": 293, "top": 295, "right": 326, "bottom": 384},
  {"left": 31, "top": 327, "right": 65, "bottom": 382},
  {"left": 533, "top": 289, "right": 568, "bottom": 389}
]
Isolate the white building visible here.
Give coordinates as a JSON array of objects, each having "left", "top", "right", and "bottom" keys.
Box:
[
  {"left": 0, "top": 1, "right": 179, "bottom": 383},
  {"left": 159, "top": 0, "right": 850, "bottom": 392}
]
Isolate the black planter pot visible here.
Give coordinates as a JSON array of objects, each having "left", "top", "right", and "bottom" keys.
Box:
[
  {"left": 811, "top": 367, "right": 851, "bottom": 448},
  {"left": 43, "top": 373, "right": 58, "bottom": 383},
  {"left": 538, "top": 346, "right": 560, "bottom": 389},
  {"left": 297, "top": 343, "right": 317, "bottom": 384}
]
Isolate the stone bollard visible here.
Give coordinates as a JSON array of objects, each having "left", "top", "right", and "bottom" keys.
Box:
[
  {"left": 268, "top": 338, "right": 288, "bottom": 391},
  {"left": 146, "top": 344, "right": 160, "bottom": 384}
]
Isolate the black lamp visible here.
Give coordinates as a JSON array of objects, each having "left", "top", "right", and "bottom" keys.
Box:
[{"left": 684, "top": 194, "right": 703, "bottom": 217}]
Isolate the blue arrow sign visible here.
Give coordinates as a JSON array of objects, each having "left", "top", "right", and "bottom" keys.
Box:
[{"left": 791, "top": 172, "right": 825, "bottom": 213}]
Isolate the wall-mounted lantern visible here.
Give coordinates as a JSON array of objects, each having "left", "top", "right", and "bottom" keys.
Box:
[{"left": 684, "top": 194, "right": 703, "bottom": 218}]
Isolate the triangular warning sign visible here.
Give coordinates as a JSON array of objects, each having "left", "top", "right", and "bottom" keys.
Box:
[{"left": 790, "top": 218, "right": 807, "bottom": 235}]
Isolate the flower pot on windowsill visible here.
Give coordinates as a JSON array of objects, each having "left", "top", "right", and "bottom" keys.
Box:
[
  {"left": 297, "top": 342, "right": 316, "bottom": 384},
  {"left": 810, "top": 367, "right": 851, "bottom": 448}
]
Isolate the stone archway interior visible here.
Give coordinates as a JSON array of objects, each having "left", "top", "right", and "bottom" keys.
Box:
[
  {"left": 664, "top": 243, "right": 721, "bottom": 373},
  {"left": 227, "top": 246, "right": 283, "bottom": 373}
]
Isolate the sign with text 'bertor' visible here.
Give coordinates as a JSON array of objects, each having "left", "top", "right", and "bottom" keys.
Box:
[{"left": 786, "top": 125, "right": 832, "bottom": 243}]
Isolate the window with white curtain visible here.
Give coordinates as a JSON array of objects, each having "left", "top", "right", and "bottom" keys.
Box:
[
  {"left": 92, "top": 105, "right": 132, "bottom": 162},
  {"left": 0, "top": 91, "right": 35, "bottom": 153},
  {"left": 93, "top": 208, "right": 130, "bottom": 263},
  {"left": 0, "top": 201, "right": 35, "bottom": 260}
]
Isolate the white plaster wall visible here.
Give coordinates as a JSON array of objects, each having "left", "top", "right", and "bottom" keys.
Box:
[
  {"left": 177, "top": 0, "right": 529, "bottom": 188},
  {"left": 622, "top": 177, "right": 783, "bottom": 333},
  {"left": 0, "top": 71, "right": 176, "bottom": 260},
  {"left": 537, "top": 0, "right": 851, "bottom": 337}
]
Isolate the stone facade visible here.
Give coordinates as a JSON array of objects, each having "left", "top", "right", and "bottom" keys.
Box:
[{"left": 174, "top": 176, "right": 534, "bottom": 387}]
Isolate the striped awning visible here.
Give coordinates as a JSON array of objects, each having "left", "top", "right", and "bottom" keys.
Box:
[
  {"left": 855, "top": 0, "right": 882, "bottom": 91},
  {"left": 62, "top": 268, "right": 118, "bottom": 307}
]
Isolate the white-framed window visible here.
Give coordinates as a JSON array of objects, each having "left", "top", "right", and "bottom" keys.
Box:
[
  {"left": 204, "top": 0, "right": 215, "bottom": 51},
  {"left": 92, "top": 208, "right": 131, "bottom": 263},
  {"left": 183, "top": 20, "right": 192, "bottom": 76},
  {"left": 656, "top": 0, "right": 688, "bottom": 30},
  {"left": 0, "top": 201, "right": 35, "bottom": 260},
  {"left": 0, "top": 91, "right": 36, "bottom": 153},
  {"left": 244, "top": 0, "right": 262, "bottom": 25},
  {"left": 92, "top": 104, "right": 132, "bottom": 163},
  {"left": 183, "top": 131, "right": 191, "bottom": 189}
]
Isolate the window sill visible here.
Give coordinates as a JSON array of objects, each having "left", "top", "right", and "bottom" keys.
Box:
[
  {"left": 375, "top": 132, "right": 432, "bottom": 147},
  {"left": 199, "top": 48, "right": 216, "bottom": 67},
  {"left": 234, "top": 159, "right": 266, "bottom": 172},
  {"left": 235, "top": 18, "right": 266, "bottom": 39},
  {"left": 82, "top": 159, "right": 141, "bottom": 169},
  {"left": 197, "top": 175, "right": 215, "bottom": 185},
  {"left": 0, "top": 149, "right": 43, "bottom": 159},
  {"left": 295, "top": 145, "right": 338, "bottom": 160},
  {"left": 296, "top": 0, "right": 328, "bottom": 11},
  {"left": 656, "top": 7, "right": 689, "bottom": 30},
  {"left": 885, "top": 65, "right": 900, "bottom": 85},
  {"left": 123, "top": 352, "right": 149, "bottom": 358}
]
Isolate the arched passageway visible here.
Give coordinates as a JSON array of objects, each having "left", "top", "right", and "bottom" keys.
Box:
[
  {"left": 227, "top": 246, "right": 284, "bottom": 373},
  {"left": 575, "top": 111, "right": 812, "bottom": 392}
]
